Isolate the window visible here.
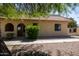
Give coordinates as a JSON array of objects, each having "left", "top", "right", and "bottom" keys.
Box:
[
  {"left": 5, "top": 23, "right": 14, "bottom": 31},
  {"left": 73, "top": 28, "right": 76, "bottom": 32},
  {"left": 55, "top": 24, "right": 61, "bottom": 31},
  {"left": 33, "top": 23, "right": 38, "bottom": 26},
  {"left": 69, "top": 28, "right": 76, "bottom": 33}
]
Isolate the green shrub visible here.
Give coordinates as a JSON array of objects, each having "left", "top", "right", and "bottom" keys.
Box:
[
  {"left": 6, "top": 33, "right": 14, "bottom": 39},
  {"left": 26, "top": 25, "right": 39, "bottom": 39}
]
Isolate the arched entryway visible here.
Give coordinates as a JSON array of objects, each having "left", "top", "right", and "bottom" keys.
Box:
[
  {"left": 17, "top": 23, "right": 25, "bottom": 37},
  {"left": 5, "top": 23, "right": 14, "bottom": 31}
]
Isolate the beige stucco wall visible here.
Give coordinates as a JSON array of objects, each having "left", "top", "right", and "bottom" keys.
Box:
[
  {"left": 68, "top": 28, "right": 79, "bottom": 36},
  {"left": 0, "top": 19, "right": 30, "bottom": 37},
  {"left": 38, "top": 20, "right": 69, "bottom": 36},
  {"left": 0, "top": 19, "right": 69, "bottom": 37},
  {"left": 76, "top": 28, "right": 79, "bottom": 35}
]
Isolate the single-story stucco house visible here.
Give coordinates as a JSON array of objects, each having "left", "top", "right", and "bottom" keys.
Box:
[{"left": 0, "top": 15, "right": 72, "bottom": 38}]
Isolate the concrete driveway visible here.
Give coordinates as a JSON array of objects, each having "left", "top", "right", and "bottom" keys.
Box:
[{"left": 4, "top": 36, "right": 79, "bottom": 45}]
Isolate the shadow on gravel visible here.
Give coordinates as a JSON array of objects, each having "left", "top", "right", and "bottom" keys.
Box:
[
  {"left": 3, "top": 35, "right": 78, "bottom": 42},
  {"left": 4, "top": 37, "right": 36, "bottom": 42},
  {"left": 0, "top": 39, "right": 12, "bottom": 56},
  {"left": 38, "top": 36, "right": 75, "bottom": 39}
]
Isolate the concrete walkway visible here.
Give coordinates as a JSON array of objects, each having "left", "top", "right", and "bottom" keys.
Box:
[{"left": 4, "top": 36, "right": 79, "bottom": 45}]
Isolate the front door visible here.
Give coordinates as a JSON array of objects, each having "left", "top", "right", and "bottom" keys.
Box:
[{"left": 17, "top": 23, "right": 25, "bottom": 37}]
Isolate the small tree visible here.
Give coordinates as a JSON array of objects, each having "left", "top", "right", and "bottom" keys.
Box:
[
  {"left": 68, "top": 18, "right": 77, "bottom": 28},
  {"left": 26, "top": 25, "right": 39, "bottom": 40}
]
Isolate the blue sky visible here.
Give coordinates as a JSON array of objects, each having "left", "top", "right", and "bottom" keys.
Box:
[
  {"left": 50, "top": 6, "right": 79, "bottom": 25},
  {"left": 65, "top": 6, "right": 79, "bottom": 25}
]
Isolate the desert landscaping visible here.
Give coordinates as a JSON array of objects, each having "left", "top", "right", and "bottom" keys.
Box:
[{"left": 5, "top": 37, "right": 79, "bottom": 56}]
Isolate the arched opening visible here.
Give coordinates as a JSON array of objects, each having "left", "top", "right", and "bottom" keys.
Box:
[
  {"left": 17, "top": 23, "right": 25, "bottom": 37},
  {"left": 5, "top": 23, "right": 14, "bottom": 31}
]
